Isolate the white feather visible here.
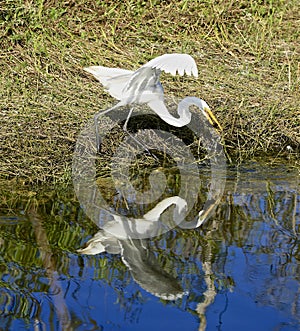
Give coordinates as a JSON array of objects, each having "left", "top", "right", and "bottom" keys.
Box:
[
  {"left": 143, "top": 53, "right": 198, "bottom": 77},
  {"left": 84, "top": 66, "right": 133, "bottom": 100},
  {"left": 84, "top": 54, "right": 198, "bottom": 101}
]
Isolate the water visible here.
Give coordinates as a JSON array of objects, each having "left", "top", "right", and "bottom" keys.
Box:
[{"left": 0, "top": 162, "right": 299, "bottom": 331}]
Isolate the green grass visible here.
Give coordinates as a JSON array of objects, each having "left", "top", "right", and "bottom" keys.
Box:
[{"left": 1, "top": 0, "right": 299, "bottom": 183}]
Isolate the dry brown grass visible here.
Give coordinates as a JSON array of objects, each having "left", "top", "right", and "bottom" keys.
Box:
[{"left": 0, "top": 0, "right": 299, "bottom": 183}]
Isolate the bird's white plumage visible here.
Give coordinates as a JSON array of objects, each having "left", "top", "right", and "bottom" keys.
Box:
[
  {"left": 84, "top": 53, "right": 222, "bottom": 148},
  {"left": 84, "top": 66, "right": 133, "bottom": 100},
  {"left": 84, "top": 53, "right": 198, "bottom": 102},
  {"left": 143, "top": 53, "right": 198, "bottom": 77}
]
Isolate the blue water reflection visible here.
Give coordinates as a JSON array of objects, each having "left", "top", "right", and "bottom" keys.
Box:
[{"left": 0, "top": 162, "right": 299, "bottom": 330}]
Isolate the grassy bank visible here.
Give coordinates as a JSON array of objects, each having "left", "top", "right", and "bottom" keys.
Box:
[{"left": 1, "top": 0, "right": 299, "bottom": 183}]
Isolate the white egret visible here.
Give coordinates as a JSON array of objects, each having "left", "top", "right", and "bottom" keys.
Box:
[{"left": 84, "top": 53, "right": 222, "bottom": 150}]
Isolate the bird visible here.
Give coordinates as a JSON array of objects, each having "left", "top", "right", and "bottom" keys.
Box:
[{"left": 84, "top": 53, "right": 223, "bottom": 151}]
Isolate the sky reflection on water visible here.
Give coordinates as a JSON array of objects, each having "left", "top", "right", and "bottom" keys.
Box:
[{"left": 0, "top": 162, "right": 299, "bottom": 331}]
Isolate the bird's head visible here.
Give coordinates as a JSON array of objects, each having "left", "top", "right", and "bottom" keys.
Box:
[
  {"left": 201, "top": 101, "right": 223, "bottom": 133},
  {"left": 177, "top": 97, "right": 223, "bottom": 132}
]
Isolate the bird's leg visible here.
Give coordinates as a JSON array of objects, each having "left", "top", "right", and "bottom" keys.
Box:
[
  {"left": 122, "top": 107, "right": 156, "bottom": 159},
  {"left": 123, "top": 107, "right": 134, "bottom": 132},
  {"left": 95, "top": 104, "right": 158, "bottom": 161},
  {"left": 94, "top": 102, "right": 122, "bottom": 153}
]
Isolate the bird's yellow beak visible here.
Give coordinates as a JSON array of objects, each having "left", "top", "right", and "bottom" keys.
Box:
[{"left": 203, "top": 107, "right": 223, "bottom": 132}]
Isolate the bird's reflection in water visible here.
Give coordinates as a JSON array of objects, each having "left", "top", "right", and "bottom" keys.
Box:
[
  {"left": 77, "top": 196, "right": 191, "bottom": 301},
  {"left": 77, "top": 194, "right": 222, "bottom": 309},
  {"left": 78, "top": 231, "right": 186, "bottom": 300}
]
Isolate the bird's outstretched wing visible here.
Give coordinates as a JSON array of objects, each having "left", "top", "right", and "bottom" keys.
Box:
[
  {"left": 123, "top": 54, "right": 198, "bottom": 102},
  {"left": 84, "top": 66, "right": 133, "bottom": 100},
  {"left": 84, "top": 54, "right": 198, "bottom": 102},
  {"left": 143, "top": 53, "right": 198, "bottom": 77}
]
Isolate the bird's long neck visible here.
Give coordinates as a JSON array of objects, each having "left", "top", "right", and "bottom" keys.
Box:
[{"left": 148, "top": 99, "right": 192, "bottom": 127}]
